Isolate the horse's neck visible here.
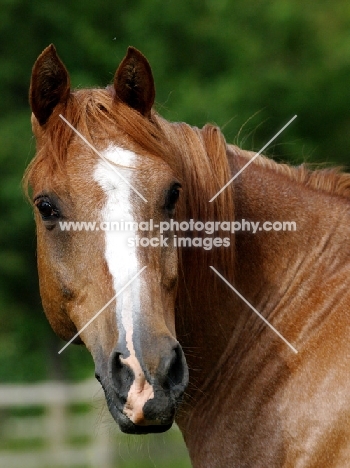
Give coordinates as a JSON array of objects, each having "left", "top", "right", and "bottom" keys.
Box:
[
  {"left": 232, "top": 149, "right": 350, "bottom": 334},
  {"left": 177, "top": 146, "right": 350, "bottom": 424}
]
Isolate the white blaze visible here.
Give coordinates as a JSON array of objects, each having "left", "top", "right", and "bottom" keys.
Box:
[
  {"left": 94, "top": 145, "right": 138, "bottom": 291},
  {"left": 94, "top": 145, "right": 154, "bottom": 424}
]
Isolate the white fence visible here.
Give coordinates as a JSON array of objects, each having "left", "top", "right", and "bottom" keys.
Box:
[{"left": 0, "top": 379, "right": 117, "bottom": 468}]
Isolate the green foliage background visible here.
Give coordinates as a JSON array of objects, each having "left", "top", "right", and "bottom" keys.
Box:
[{"left": 1, "top": 0, "right": 350, "bottom": 385}]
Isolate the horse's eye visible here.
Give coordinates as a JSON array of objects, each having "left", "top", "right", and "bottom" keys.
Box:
[
  {"left": 35, "top": 198, "right": 60, "bottom": 220},
  {"left": 165, "top": 184, "right": 181, "bottom": 212}
]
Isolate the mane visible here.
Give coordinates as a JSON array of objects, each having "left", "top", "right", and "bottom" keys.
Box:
[
  {"left": 228, "top": 145, "right": 350, "bottom": 199},
  {"left": 25, "top": 87, "right": 350, "bottom": 203}
]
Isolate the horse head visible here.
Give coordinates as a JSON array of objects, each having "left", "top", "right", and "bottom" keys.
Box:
[{"left": 27, "top": 45, "right": 189, "bottom": 434}]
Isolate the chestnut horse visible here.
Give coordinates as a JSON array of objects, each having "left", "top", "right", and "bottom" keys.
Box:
[{"left": 25, "top": 45, "right": 350, "bottom": 467}]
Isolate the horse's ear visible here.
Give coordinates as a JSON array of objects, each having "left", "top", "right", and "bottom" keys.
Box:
[
  {"left": 30, "top": 44, "right": 70, "bottom": 126},
  {"left": 114, "top": 47, "right": 155, "bottom": 118}
]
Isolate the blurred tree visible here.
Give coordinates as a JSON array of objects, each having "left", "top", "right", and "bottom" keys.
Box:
[{"left": 1, "top": 0, "right": 350, "bottom": 382}]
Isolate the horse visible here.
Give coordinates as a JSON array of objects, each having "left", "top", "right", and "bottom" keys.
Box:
[{"left": 25, "top": 44, "right": 350, "bottom": 467}]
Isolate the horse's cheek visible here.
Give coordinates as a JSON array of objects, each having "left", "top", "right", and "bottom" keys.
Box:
[{"left": 37, "top": 241, "right": 80, "bottom": 342}]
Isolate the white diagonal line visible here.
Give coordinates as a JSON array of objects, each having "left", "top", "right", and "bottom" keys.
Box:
[
  {"left": 210, "top": 266, "right": 298, "bottom": 354},
  {"left": 209, "top": 115, "right": 297, "bottom": 202},
  {"left": 59, "top": 114, "right": 148, "bottom": 203},
  {"left": 58, "top": 266, "right": 147, "bottom": 354}
]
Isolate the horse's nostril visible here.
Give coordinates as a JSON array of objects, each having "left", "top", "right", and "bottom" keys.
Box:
[
  {"left": 109, "top": 350, "right": 134, "bottom": 397},
  {"left": 166, "top": 344, "right": 188, "bottom": 395}
]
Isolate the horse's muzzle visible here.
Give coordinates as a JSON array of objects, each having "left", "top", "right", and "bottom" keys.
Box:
[{"left": 97, "top": 338, "right": 189, "bottom": 434}]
